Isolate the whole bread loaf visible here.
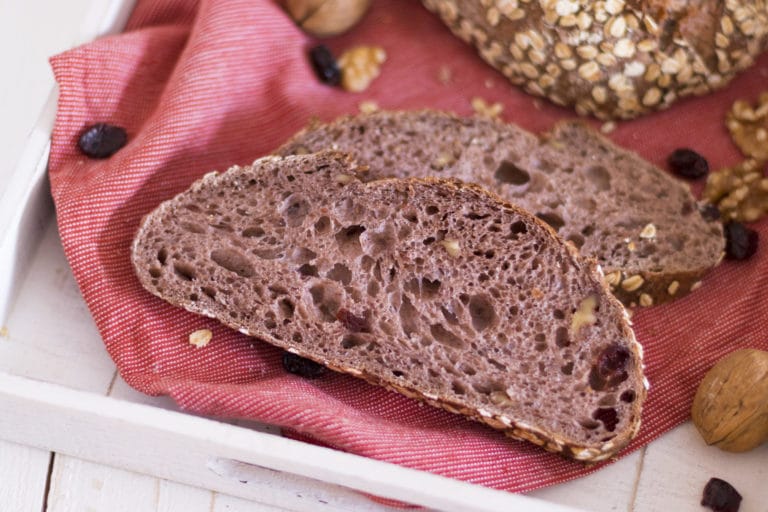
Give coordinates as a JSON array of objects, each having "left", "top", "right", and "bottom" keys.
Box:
[
  {"left": 131, "top": 151, "right": 647, "bottom": 461},
  {"left": 421, "top": 0, "right": 768, "bottom": 119},
  {"left": 276, "top": 110, "right": 725, "bottom": 307}
]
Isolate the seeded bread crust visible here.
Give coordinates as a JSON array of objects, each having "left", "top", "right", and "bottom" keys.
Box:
[
  {"left": 131, "top": 152, "right": 647, "bottom": 462},
  {"left": 421, "top": 0, "right": 768, "bottom": 119},
  {"left": 276, "top": 110, "right": 725, "bottom": 308}
]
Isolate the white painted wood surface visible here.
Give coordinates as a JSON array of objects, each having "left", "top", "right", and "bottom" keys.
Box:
[
  {"left": 0, "top": 372, "right": 577, "bottom": 512},
  {"left": 0, "top": 440, "right": 51, "bottom": 512}
]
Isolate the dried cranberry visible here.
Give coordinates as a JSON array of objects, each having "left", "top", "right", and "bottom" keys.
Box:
[
  {"left": 78, "top": 123, "right": 128, "bottom": 158},
  {"left": 309, "top": 45, "right": 341, "bottom": 86},
  {"left": 592, "top": 407, "right": 619, "bottom": 432},
  {"left": 667, "top": 148, "right": 709, "bottom": 179},
  {"left": 282, "top": 352, "right": 326, "bottom": 379},
  {"left": 724, "top": 222, "right": 759, "bottom": 261},
  {"left": 701, "top": 478, "right": 742, "bottom": 512},
  {"left": 700, "top": 203, "right": 721, "bottom": 222},
  {"left": 336, "top": 308, "right": 371, "bottom": 333},
  {"left": 590, "top": 344, "right": 631, "bottom": 390}
]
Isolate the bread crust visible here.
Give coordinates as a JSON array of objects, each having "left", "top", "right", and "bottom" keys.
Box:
[
  {"left": 131, "top": 153, "right": 648, "bottom": 462},
  {"left": 421, "top": 0, "right": 768, "bottom": 119}
]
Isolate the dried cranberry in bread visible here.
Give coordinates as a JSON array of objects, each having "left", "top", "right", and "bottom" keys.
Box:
[
  {"left": 131, "top": 151, "right": 647, "bottom": 461},
  {"left": 421, "top": 0, "right": 768, "bottom": 119},
  {"left": 276, "top": 110, "right": 725, "bottom": 307}
]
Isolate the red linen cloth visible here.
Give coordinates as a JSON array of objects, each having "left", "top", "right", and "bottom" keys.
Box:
[{"left": 48, "top": 0, "right": 768, "bottom": 496}]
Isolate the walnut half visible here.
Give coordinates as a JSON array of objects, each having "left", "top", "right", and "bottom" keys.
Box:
[{"left": 691, "top": 349, "right": 768, "bottom": 452}]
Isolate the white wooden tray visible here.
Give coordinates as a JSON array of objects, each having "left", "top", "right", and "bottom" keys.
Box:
[{"left": 0, "top": 1, "right": 766, "bottom": 510}]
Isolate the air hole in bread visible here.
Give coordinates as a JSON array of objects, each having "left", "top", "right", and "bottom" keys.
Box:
[
  {"left": 179, "top": 221, "right": 206, "bottom": 234},
  {"left": 309, "top": 282, "right": 341, "bottom": 322},
  {"left": 585, "top": 165, "right": 611, "bottom": 191},
  {"left": 459, "top": 293, "right": 470, "bottom": 305},
  {"left": 535, "top": 339, "right": 548, "bottom": 352},
  {"left": 157, "top": 248, "right": 168, "bottom": 265},
  {"left": 183, "top": 204, "right": 202, "bottom": 213},
  {"left": 566, "top": 234, "right": 584, "bottom": 249},
  {"left": 487, "top": 358, "right": 507, "bottom": 371},
  {"left": 148, "top": 266, "right": 162, "bottom": 278},
  {"left": 509, "top": 220, "right": 528, "bottom": 239},
  {"left": 242, "top": 226, "right": 266, "bottom": 238},
  {"left": 314, "top": 216, "right": 331, "bottom": 234},
  {"left": 173, "top": 262, "right": 196, "bottom": 281},
  {"left": 280, "top": 193, "right": 309, "bottom": 227},
  {"left": 460, "top": 364, "right": 476, "bottom": 376},
  {"left": 341, "top": 334, "right": 367, "bottom": 349},
  {"left": 298, "top": 264, "right": 318, "bottom": 277},
  {"left": 536, "top": 212, "right": 565, "bottom": 231},
  {"left": 335, "top": 225, "right": 366, "bottom": 256},
  {"left": 252, "top": 247, "right": 283, "bottom": 260},
  {"left": 189, "top": 293, "right": 198, "bottom": 301},
  {"left": 430, "top": 323, "right": 465, "bottom": 349},
  {"left": 398, "top": 295, "right": 420, "bottom": 338},
  {"left": 451, "top": 380, "right": 466, "bottom": 395},
  {"left": 201, "top": 286, "right": 216, "bottom": 299},
  {"left": 425, "top": 205, "right": 439, "bottom": 215},
  {"left": 422, "top": 236, "right": 435, "bottom": 245},
  {"left": 598, "top": 394, "right": 617, "bottom": 407},
  {"left": 468, "top": 294, "right": 496, "bottom": 332},
  {"left": 561, "top": 362, "right": 574, "bottom": 375},
  {"left": 326, "top": 263, "right": 352, "bottom": 285},
  {"left": 211, "top": 248, "right": 254, "bottom": 278},
  {"left": 367, "top": 281, "right": 379, "bottom": 297},
  {"left": 289, "top": 247, "right": 317, "bottom": 264},
  {"left": 578, "top": 418, "right": 600, "bottom": 430},
  {"left": 555, "top": 326, "right": 570, "bottom": 347},
  {"left": 495, "top": 161, "right": 530, "bottom": 185},
  {"left": 278, "top": 298, "right": 295, "bottom": 318},
  {"left": 440, "top": 306, "right": 458, "bottom": 325},
  {"left": 402, "top": 210, "right": 419, "bottom": 223},
  {"left": 292, "top": 332, "right": 303, "bottom": 343},
  {"left": 392, "top": 370, "right": 405, "bottom": 378}
]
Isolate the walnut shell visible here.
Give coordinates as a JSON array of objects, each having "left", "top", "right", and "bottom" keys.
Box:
[
  {"left": 691, "top": 349, "right": 768, "bottom": 452},
  {"left": 282, "top": 0, "right": 371, "bottom": 38}
]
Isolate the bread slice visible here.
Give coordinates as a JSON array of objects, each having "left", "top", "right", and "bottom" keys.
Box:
[
  {"left": 131, "top": 151, "right": 647, "bottom": 461},
  {"left": 276, "top": 110, "right": 725, "bottom": 307}
]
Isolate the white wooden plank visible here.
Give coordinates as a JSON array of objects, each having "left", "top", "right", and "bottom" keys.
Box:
[
  {"left": 527, "top": 448, "right": 643, "bottom": 511},
  {"left": 0, "top": 440, "right": 51, "bottom": 512},
  {"left": 47, "top": 456, "right": 216, "bottom": 512},
  {"left": 634, "top": 422, "right": 768, "bottom": 512},
  {"left": 0, "top": 221, "right": 116, "bottom": 392},
  {"left": 157, "top": 479, "right": 214, "bottom": 512},
  {"left": 48, "top": 456, "right": 158, "bottom": 512},
  {"left": 0, "top": 0, "right": 136, "bottom": 323},
  {"left": 213, "top": 493, "right": 295, "bottom": 512},
  {"left": 0, "top": 372, "right": 582, "bottom": 512}
]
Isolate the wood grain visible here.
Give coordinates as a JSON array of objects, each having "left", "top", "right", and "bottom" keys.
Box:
[{"left": 0, "top": 440, "right": 51, "bottom": 512}]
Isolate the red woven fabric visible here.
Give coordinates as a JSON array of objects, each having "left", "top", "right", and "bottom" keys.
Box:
[{"left": 49, "top": 0, "right": 768, "bottom": 495}]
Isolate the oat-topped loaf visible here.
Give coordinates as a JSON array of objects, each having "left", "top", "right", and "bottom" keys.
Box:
[
  {"left": 421, "top": 0, "right": 768, "bottom": 119},
  {"left": 131, "top": 151, "right": 647, "bottom": 461},
  {"left": 276, "top": 110, "right": 725, "bottom": 307}
]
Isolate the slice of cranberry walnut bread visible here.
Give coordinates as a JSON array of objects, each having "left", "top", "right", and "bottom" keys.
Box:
[
  {"left": 131, "top": 151, "right": 647, "bottom": 461},
  {"left": 276, "top": 110, "right": 725, "bottom": 307}
]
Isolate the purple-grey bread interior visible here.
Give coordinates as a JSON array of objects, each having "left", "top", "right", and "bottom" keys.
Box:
[
  {"left": 276, "top": 110, "right": 725, "bottom": 307},
  {"left": 131, "top": 151, "right": 647, "bottom": 461}
]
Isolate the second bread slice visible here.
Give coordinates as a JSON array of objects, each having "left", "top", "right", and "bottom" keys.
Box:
[{"left": 277, "top": 110, "right": 725, "bottom": 307}]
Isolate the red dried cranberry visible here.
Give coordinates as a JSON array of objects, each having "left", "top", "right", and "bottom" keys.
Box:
[
  {"left": 309, "top": 45, "right": 341, "bottom": 86},
  {"left": 78, "top": 123, "right": 128, "bottom": 159},
  {"left": 667, "top": 148, "right": 709, "bottom": 179},
  {"left": 701, "top": 478, "right": 742, "bottom": 512},
  {"left": 724, "top": 222, "right": 759, "bottom": 261},
  {"left": 336, "top": 308, "right": 371, "bottom": 333},
  {"left": 592, "top": 407, "right": 619, "bottom": 432},
  {"left": 282, "top": 352, "right": 327, "bottom": 379}
]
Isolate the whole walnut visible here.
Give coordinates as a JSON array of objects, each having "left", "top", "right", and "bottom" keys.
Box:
[
  {"left": 691, "top": 349, "right": 768, "bottom": 452},
  {"left": 281, "top": 0, "right": 371, "bottom": 38}
]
